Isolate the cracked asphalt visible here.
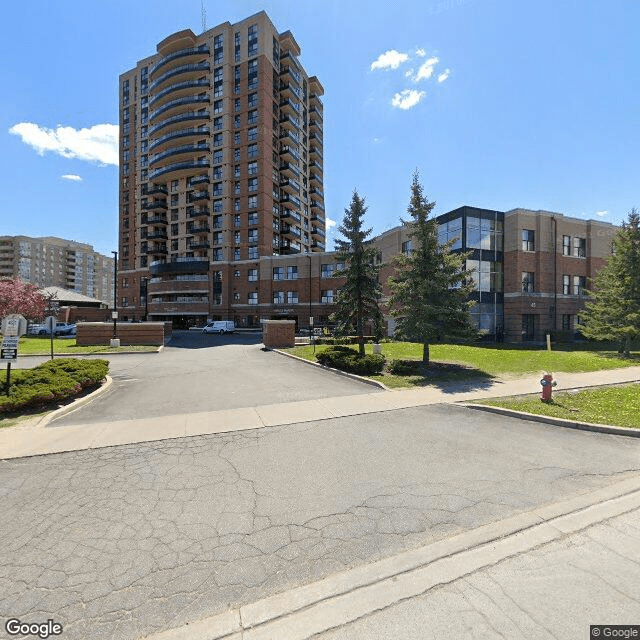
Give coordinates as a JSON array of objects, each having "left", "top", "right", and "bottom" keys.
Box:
[{"left": 1, "top": 404, "right": 639, "bottom": 639}]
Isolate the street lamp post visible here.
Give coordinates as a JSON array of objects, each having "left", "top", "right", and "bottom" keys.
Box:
[
  {"left": 111, "top": 251, "right": 119, "bottom": 346},
  {"left": 141, "top": 277, "right": 149, "bottom": 321}
]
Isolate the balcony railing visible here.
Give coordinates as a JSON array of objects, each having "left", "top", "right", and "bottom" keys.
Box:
[
  {"left": 149, "top": 62, "right": 210, "bottom": 92},
  {"left": 149, "top": 127, "right": 210, "bottom": 152},
  {"left": 149, "top": 78, "right": 210, "bottom": 107},
  {"left": 149, "top": 159, "right": 210, "bottom": 180},
  {"left": 149, "top": 45, "right": 210, "bottom": 77},
  {"left": 149, "top": 111, "right": 210, "bottom": 136},
  {"left": 150, "top": 142, "right": 209, "bottom": 165},
  {"left": 150, "top": 95, "right": 210, "bottom": 121}
]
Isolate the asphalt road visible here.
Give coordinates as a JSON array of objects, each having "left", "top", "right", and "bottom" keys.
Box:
[
  {"left": 43, "top": 331, "right": 377, "bottom": 426},
  {"left": 1, "top": 404, "right": 639, "bottom": 640}
]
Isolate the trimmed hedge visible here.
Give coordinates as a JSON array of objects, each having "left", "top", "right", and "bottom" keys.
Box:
[
  {"left": 388, "top": 359, "right": 424, "bottom": 375},
  {"left": 316, "top": 346, "right": 385, "bottom": 375},
  {"left": 0, "top": 358, "right": 109, "bottom": 414}
]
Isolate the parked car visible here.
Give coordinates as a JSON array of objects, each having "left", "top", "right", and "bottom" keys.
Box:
[
  {"left": 202, "top": 320, "right": 236, "bottom": 334},
  {"left": 55, "top": 322, "right": 76, "bottom": 336},
  {"left": 28, "top": 323, "right": 48, "bottom": 336}
]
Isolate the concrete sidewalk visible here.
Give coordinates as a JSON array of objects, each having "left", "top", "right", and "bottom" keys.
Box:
[{"left": 1, "top": 366, "right": 639, "bottom": 459}]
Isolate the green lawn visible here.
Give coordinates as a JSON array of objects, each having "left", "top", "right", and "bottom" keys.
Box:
[
  {"left": 284, "top": 342, "right": 640, "bottom": 388},
  {"left": 474, "top": 384, "right": 640, "bottom": 429},
  {"left": 16, "top": 337, "right": 158, "bottom": 355}
]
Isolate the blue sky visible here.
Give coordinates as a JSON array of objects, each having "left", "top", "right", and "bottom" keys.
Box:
[{"left": 1, "top": 0, "right": 638, "bottom": 256}]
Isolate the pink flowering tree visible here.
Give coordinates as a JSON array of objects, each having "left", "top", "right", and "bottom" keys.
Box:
[{"left": 0, "top": 278, "right": 47, "bottom": 320}]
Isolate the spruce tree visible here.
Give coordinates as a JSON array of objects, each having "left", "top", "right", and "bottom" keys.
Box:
[
  {"left": 332, "top": 190, "right": 383, "bottom": 356},
  {"left": 388, "top": 172, "right": 476, "bottom": 366},
  {"left": 579, "top": 208, "right": 640, "bottom": 356}
]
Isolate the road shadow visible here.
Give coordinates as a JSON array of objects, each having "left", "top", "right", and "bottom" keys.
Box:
[
  {"left": 379, "top": 362, "right": 498, "bottom": 393},
  {"left": 166, "top": 330, "right": 264, "bottom": 349}
]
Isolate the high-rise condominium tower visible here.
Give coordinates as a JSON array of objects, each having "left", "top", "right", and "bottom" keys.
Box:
[{"left": 118, "top": 10, "right": 324, "bottom": 325}]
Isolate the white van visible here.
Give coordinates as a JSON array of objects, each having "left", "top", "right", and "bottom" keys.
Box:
[{"left": 202, "top": 320, "right": 236, "bottom": 334}]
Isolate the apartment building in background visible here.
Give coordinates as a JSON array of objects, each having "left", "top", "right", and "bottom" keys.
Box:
[
  {"left": 0, "top": 235, "right": 115, "bottom": 305},
  {"left": 118, "top": 10, "right": 325, "bottom": 326}
]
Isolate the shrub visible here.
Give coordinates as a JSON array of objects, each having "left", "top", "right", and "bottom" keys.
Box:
[
  {"left": 388, "top": 359, "right": 424, "bottom": 376},
  {"left": 316, "top": 346, "right": 385, "bottom": 375},
  {"left": 0, "top": 358, "right": 108, "bottom": 414}
]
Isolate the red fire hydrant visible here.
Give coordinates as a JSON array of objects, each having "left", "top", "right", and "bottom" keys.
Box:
[{"left": 540, "top": 373, "right": 557, "bottom": 402}]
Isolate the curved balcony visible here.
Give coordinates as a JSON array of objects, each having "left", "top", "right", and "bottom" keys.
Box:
[
  {"left": 149, "top": 111, "right": 210, "bottom": 137},
  {"left": 149, "top": 127, "right": 210, "bottom": 153},
  {"left": 149, "top": 257, "right": 209, "bottom": 276},
  {"left": 150, "top": 95, "right": 210, "bottom": 122},
  {"left": 310, "top": 146, "right": 323, "bottom": 161},
  {"left": 309, "top": 160, "right": 323, "bottom": 174},
  {"left": 310, "top": 172, "right": 322, "bottom": 187},
  {"left": 309, "top": 120, "right": 323, "bottom": 135},
  {"left": 311, "top": 213, "right": 325, "bottom": 225},
  {"left": 311, "top": 227, "right": 326, "bottom": 238},
  {"left": 148, "top": 301, "right": 210, "bottom": 314},
  {"left": 150, "top": 143, "right": 209, "bottom": 168},
  {"left": 310, "top": 93, "right": 323, "bottom": 108},
  {"left": 312, "top": 240, "right": 326, "bottom": 250},
  {"left": 148, "top": 279, "right": 209, "bottom": 295},
  {"left": 311, "top": 200, "right": 325, "bottom": 212},
  {"left": 149, "top": 159, "right": 210, "bottom": 181},
  {"left": 310, "top": 187, "right": 324, "bottom": 201},
  {"left": 149, "top": 78, "right": 210, "bottom": 109},
  {"left": 309, "top": 133, "right": 322, "bottom": 147},
  {"left": 149, "top": 45, "right": 210, "bottom": 79},
  {"left": 149, "top": 62, "right": 210, "bottom": 93},
  {"left": 309, "top": 106, "right": 323, "bottom": 121}
]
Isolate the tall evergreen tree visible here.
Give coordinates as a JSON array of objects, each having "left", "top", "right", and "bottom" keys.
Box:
[
  {"left": 579, "top": 208, "right": 640, "bottom": 356},
  {"left": 332, "top": 190, "right": 383, "bottom": 355},
  {"left": 388, "top": 172, "right": 476, "bottom": 366}
]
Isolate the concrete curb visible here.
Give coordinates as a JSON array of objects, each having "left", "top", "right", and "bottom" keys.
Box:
[
  {"left": 273, "top": 349, "right": 389, "bottom": 390},
  {"left": 142, "top": 477, "right": 640, "bottom": 640},
  {"left": 465, "top": 402, "right": 640, "bottom": 437},
  {"left": 34, "top": 376, "right": 114, "bottom": 428}
]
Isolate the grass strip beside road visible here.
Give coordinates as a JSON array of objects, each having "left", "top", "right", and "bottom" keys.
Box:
[
  {"left": 473, "top": 384, "right": 640, "bottom": 429},
  {"left": 284, "top": 343, "right": 640, "bottom": 388},
  {"left": 17, "top": 337, "right": 158, "bottom": 355}
]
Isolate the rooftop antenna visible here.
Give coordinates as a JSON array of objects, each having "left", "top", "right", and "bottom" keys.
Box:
[{"left": 201, "top": 0, "right": 206, "bottom": 33}]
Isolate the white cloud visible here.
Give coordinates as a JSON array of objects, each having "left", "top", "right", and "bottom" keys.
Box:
[
  {"left": 9, "top": 122, "right": 118, "bottom": 166},
  {"left": 415, "top": 48, "right": 427, "bottom": 57},
  {"left": 437, "top": 69, "right": 451, "bottom": 83},
  {"left": 596, "top": 210, "right": 609, "bottom": 217},
  {"left": 61, "top": 174, "right": 82, "bottom": 182},
  {"left": 371, "top": 50, "right": 409, "bottom": 71},
  {"left": 326, "top": 217, "right": 337, "bottom": 229},
  {"left": 372, "top": 137, "right": 382, "bottom": 144},
  {"left": 404, "top": 68, "right": 414, "bottom": 78},
  {"left": 413, "top": 57, "right": 439, "bottom": 82},
  {"left": 391, "top": 89, "right": 426, "bottom": 110}
]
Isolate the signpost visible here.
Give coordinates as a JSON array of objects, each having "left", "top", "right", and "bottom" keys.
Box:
[
  {"left": 45, "top": 315, "right": 57, "bottom": 360},
  {"left": 1, "top": 314, "right": 26, "bottom": 395}
]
